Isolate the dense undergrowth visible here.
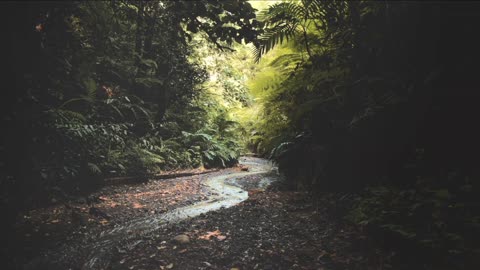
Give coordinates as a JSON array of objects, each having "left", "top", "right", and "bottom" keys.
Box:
[
  {"left": 245, "top": 1, "right": 480, "bottom": 268},
  {"left": 1, "top": 1, "right": 259, "bottom": 218}
]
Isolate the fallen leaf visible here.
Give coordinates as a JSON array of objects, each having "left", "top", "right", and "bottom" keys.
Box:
[
  {"left": 99, "top": 219, "right": 109, "bottom": 225},
  {"left": 132, "top": 202, "right": 144, "bottom": 209},
  {"left": 108, "top": 202, "right": 118, "bottom": 208},
  {"left": 199, "top": 230, "right": 225, "bottom": 240}
]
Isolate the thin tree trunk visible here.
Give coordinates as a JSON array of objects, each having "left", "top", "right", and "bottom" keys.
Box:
[
  {"left": 134, "top": 1, "right": 144, "bottom": 71},
  {"left": 143, "top": 4, "right": 159, "bottom": 59},
  {"left": 302, "top": 26, "right": 313, "bottom": 58}
]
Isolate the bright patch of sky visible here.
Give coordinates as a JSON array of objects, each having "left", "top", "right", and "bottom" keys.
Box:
[{"left": 248, "top": 0, "right": 282, "bottom": 12}]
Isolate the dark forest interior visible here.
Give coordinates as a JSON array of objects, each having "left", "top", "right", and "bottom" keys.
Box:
[{"left": 1, "top": 1, "right": 480, "bottom": 269}]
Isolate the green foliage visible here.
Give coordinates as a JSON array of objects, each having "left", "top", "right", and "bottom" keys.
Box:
[
  {"left": 254, "top": 1, "right": 312, "bottom": 62},
  {"left": 243, "top": 5, "right": 480, "bottom": 268},
  {"left": 248, "top": 1, "right": 480, "bottom": 191},
  {"left": 1, "top": 0, "right": 259, "bottom": 210},
  {"left": 347, "top": 176, "right": 480, "bottom": 266}
]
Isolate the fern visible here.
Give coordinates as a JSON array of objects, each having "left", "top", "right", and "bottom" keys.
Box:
[
  {"left": 254, "top": 1, "right": 314, "bottom": 62},
  {"left": 139, "top": 149, "right": 164, "bottom": 165},
  {"left": 269, "top": 141, "right": 294, "bottom": 159},
  {"left": 87, "top": 162, "right": 102, "bottom": 175}
]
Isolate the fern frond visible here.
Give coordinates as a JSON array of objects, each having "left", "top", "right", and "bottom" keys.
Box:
[
  {"left": 87, "top": 162, "right": 102, "bottom": 174},
  {"left": 108, "top": 103, "right": 125, "bottom": 118},
  {"left": 254, "top": 23, "right": 299, "bottom": 63},
  {"left": 52, "top": 109, "right": 87, "bottom": 124},
  {"left": 140, "top": 149, "right": 164, "bottom": 164},
  {"left": 254, "top": 2, "right": 305, "bottom": 62},
  {"left": 260, "top": 2, "right": 304, "bottom": 25},
  {"left": 269, "top": 53, "right": 304, "bottom": 71},
  {"left": 269, "top": 141, "right": 293, "bottom": 159}
]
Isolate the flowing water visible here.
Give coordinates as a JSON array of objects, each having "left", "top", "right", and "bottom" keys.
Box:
[{"left": 28, "top": 157, "right": 276, "bottom": 270}]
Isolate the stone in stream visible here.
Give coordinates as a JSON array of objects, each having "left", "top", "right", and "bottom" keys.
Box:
[{"left": 173, "top": 234, "right": 190, "bottom": 244}]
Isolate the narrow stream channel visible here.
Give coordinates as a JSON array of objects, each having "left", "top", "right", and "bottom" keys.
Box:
[{"left": 28, "top": 157, "right": 277, "bottom": 270}]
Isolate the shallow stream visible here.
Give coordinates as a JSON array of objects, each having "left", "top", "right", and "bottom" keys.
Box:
[{"left": 28, "top": 157, "right": 276, "bottom": 270}]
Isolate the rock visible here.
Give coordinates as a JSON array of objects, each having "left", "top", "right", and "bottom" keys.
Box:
[
  {"left": 89, "top": 207, "right": 110, "bottom": 220},
  {"left": 173, "top": 234, "right": 190, "bottom": 244},
  {"left": 71, "top": 209, "right": 87, "bottom": 226}
]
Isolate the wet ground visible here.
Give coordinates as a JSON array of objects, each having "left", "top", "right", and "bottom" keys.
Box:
[
  {"left": 107, "top": 191, "right": 367, "bottom": 270},
  {"left": 6, "top": 157, "right": 280, "bottom": 269},
  {"left": 5, "top": 157, "right": 376, "bottom": 270}
]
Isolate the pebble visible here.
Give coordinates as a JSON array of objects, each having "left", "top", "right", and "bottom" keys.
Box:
[{"left": 173, "top": 234, "right": 190, "bottom": 244}]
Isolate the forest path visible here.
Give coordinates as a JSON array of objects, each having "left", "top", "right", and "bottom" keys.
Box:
[
  {"left": 79, "top": 157, "right": 277, "bottom": 270},
  {"left": 14, "top": 157, "right": 368, "bottom": 270},
  {"left": 18, "top": 157, "right": 280, "bottom": 269}
]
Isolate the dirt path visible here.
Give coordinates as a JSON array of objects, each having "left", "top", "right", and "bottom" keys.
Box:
[
  {"left": 8, "top": 157, "right": 280, "bottom": 269},
  {"left": 8, "top": 157, "right": 374, "bottom": 270},
  {"left": 78, "top": 158, "right": 275, "bottom": 270},
  {"left": 103, "top": 179, "right": 373, "bottom": 270}
]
